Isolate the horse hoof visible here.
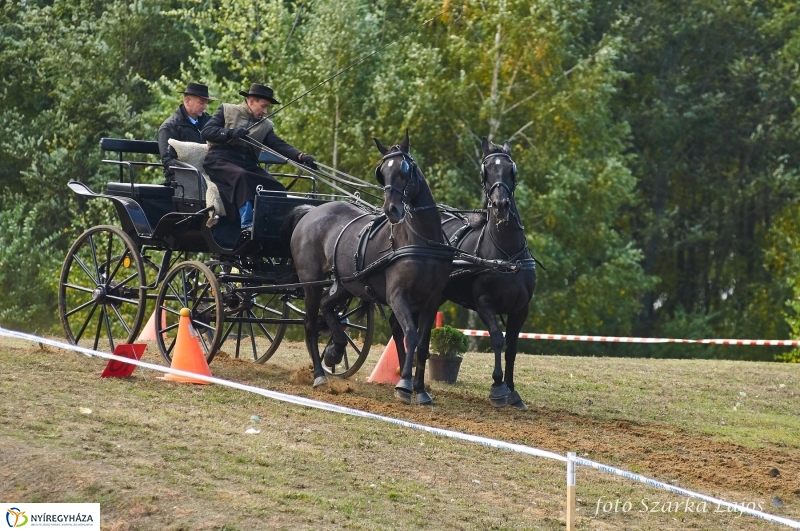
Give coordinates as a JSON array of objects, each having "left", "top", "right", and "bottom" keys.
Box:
[
  {"left": 414, "top": 391, "right": 433, "bottom": 406},
  {"left": 395, "top": 388, "right": 412, "bottom": 405},
  {"left": 323, "top": 343, "right": 345, "bottom": 368},
  {"left": 507, "top": 390, "right": 528, "bottom": 410},
  {"left": 489, "top": 383, "right": 510, "bottom": 400},
  {"left": 312, "top": 375, "right": 328, "bottom": 388},
  {"left": 490, "top": 396, "right": 508, "bottom": 408},
  {"left": 395, "top": 378, "right": 413, "bottom": 393}
]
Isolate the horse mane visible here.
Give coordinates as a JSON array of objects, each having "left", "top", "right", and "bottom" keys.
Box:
[{"left": 467, "top": 210, "right": 487, "bottom": 229}]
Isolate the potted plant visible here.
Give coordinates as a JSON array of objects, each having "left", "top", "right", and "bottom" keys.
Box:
[{"left": 427, "top": 325, "right": 468, "bottom": 383}]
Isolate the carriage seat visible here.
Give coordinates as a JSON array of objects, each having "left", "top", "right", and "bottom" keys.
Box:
[
  {"left": 167, "top": 139, "right": 227, "bottom": 226},
  {"left": 105, "top": 182, "right": 174, "bottom": 200},
  {"left": 100, "top": 137, "right": 168, "bottom": 200}
]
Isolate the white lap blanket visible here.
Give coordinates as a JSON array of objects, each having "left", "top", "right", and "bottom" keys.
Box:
[{"left": 167, "top": 139, "right": 226, "bottom": 227}]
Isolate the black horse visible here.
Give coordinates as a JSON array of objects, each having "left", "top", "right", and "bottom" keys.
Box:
[
  {"left": 391, "top": 137, "right": 536, "bottom": 408},
  {"left": 283, "top": 132, "right": 453, "bottom": 404}
]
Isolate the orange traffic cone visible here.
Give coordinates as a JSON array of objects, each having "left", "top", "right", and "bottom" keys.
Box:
[
  {"left": 137, "top": 308, "right": 166, "bottom": 342},
  {"left": 367, "top": 337, "right": 401, "bottom": 385},
  {"left": 160, "top": 308, "right": 212, "bottom": 384}
]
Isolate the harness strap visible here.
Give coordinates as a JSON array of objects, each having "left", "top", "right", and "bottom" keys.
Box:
[
  {"left": 355, "top": 215, "right": 390, "bottom": 271},
  {"left": 339, "top": 245, "right": 456, "bottom": 283},
  {"left": 331, "top": 213, "right": 372, "bottom": 278}
]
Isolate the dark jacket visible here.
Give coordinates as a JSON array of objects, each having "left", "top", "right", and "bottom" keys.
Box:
[
  {"left": 157, "top": 104, "right": 211, "bottom": 179},
  {"left": 200, "top": 105, "right": 302, "bottom": 163}
]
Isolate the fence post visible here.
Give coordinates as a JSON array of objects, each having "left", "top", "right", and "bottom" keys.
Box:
[{"left": 566, "top": 452, "right": 576, "bottom": 531}]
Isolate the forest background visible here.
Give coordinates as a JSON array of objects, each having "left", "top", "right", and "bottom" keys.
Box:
[{"left": 2, "top": 0, "right": 800, "bottom": 361}]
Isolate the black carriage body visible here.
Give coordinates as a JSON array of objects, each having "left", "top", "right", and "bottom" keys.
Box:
[
  {"left": 75, "top": 138, "right": 327, "bottom": 257},
  {"left": 61, "top": 137, "right": 375, "bottom": 376},
  {"left": 253, "top": 194, "right": 327, "bottom": 257}
]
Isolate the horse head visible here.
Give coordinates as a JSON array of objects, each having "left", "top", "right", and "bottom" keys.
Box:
[
  {"left": 373, "top": 131, "right": 420, "bottom": 224},
  {"left": 480, "top": 137, "right": 517, "bottom": 224}
]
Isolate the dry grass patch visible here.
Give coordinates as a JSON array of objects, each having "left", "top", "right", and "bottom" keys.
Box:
[{"left": 1, "top": 335, "right": 798, "bottom": 530}]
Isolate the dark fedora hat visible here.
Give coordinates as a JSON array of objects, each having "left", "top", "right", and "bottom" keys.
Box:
[
  {"left": 179, "top": 82, "right": 216, "bottom": 101},
  {"left": 239, "top": 83, "right": 280, "bottom": 104}
]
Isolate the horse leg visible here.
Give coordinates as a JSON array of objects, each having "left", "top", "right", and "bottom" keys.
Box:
[
  {"left": 389, "top": 312, "right": 407, "bottom": 370},
  {"left": 476, "top": 303, "right": 510, "bottom": 408},
  {"left": 504, "top": 307, "right": 529, "bottom": 409},
  {"left": 319, "top": 290, "right": 353, "bottom": 368},
  {"left": 411, "top": 308, "right": 435, "bottom": 405},
  {"left": 391, "top": 303, "right": 420, "bottom": 404},
  {"left": 302, "top": 286, "right": 328, "bottom": 388}
]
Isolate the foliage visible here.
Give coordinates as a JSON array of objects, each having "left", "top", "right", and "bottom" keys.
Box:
[
  {"left": 429, "top": 325, "right": 468, "bottom": 357},
  {"left": 2, "top": 0, "right": 800, "bottom": 362},
  {"left": 601, "top": 0, "right": 800, "bottom": 351},
  {"left": 0, "top": 0, "right": 190, "bottom": 330}
]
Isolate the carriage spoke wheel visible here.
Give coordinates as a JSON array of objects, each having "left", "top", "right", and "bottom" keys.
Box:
[
  {"left": 285, "top": 298, "right": 374, "bottom": 378},
  {"left": 154, "top": 261, "right": 223, "bottom": 365},
  {"left": 207, "top": 261, "right": 288, "bottom": 364},
  {"left": 59, "top": 225, "right": 146, "bottom": 351},
  {"left": 220, "top": 290, "right": 288, "bottom": 364}
]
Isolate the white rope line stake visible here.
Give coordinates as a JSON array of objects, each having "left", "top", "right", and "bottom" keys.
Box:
[
  {"left": 0, "top": 327, "right": 565, "bottom": 463},
  {"left": 566, "top": 451, "right": 577, "bottom": 531},
  {"left": 573, "top": 456, "right": 800, "bottom": 530},
  {"left": 459, "top": 329, "right": 800, "bottom": 347}
]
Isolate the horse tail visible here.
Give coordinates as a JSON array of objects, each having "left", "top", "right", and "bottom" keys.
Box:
[{"left": 280, "top": 204, "right": 315, "bottom": 248}]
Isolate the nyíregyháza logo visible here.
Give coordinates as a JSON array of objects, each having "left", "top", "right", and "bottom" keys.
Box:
[{"left": 5, "top": 507, "right": 28, "bottom": 528}]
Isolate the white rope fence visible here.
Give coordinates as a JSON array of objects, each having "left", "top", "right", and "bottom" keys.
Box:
[
  {"left": 1, "top": 327, "right": 798, "bottom": 530},
  {"left": 459, "top": 329, "right": 800, "bottom": 346},
  {"left": 573, "top": 456, "right": 800, "bottom": 529}
]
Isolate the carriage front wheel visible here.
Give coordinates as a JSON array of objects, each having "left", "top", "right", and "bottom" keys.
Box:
[
  {"left": 154, "top": 260, "right": 224, "bottom": 364},
  {"left": 58, "top": 225, "right": 147, "bottom": 351},
  {"left": 206, "top": 261, "right": 288, "bottom": 364}
]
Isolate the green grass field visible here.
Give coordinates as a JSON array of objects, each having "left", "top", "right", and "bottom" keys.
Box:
[{"left": 1, "top": 334, "right": 798, "bottom": 530}]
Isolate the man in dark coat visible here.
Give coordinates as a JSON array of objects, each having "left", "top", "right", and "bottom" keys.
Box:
[
  {"left": 200, "top": 83, "right": 318, "bottom": 229},
  {"left": 157, "top": 82, "right": 215, "bottom": 181}
]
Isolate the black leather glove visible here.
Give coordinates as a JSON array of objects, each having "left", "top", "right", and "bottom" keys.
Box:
[
  {"left": 300, "top": 153, "right": 318, "bottom": 170},
  {"left": 229, "top": 127, "right": 249, "bottom": 140}
]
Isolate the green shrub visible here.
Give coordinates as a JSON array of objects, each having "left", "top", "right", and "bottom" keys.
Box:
[{"left": 430, "top": 325, "right": 468, "bottom": 357}]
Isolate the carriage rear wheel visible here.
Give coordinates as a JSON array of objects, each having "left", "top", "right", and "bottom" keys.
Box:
[
  {"left": 283, "top": 297, "right": 374, "bottom": 378},
  {"left": 58, "top": 225, "right": 147, "bottom": 351},
  {"left": 154, "top": 260, "right": 224, "bottom": 364}
]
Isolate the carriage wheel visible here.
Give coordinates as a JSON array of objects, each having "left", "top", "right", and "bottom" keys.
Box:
[
  {"left": 59, "top": 225, "right": 147, "bottom": 351},
  {"left": 220, "top": 288, "right": 288, "bottom": 363},
  {"left": 154, "top": 261, "right": 224, "bottom": 364},
  {"left": 284, "top": 298, "right": 374, "bottom": 378},
  {"left": 206, "top": 261, "right": 288, "bottom": 364}
]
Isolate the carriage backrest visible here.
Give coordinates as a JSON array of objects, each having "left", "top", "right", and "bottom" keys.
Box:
[
  {"left": 99, "top": 137, "right": 174, "bottom": 226},
  {"left": 100, "top": 138, "right": 160, "bottom": 155},
  {"left": 99, "top": 137, "right": 162, "bottom": 186}
]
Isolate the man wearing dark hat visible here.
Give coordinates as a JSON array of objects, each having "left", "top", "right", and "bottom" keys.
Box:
[
  {"left": 201, "top": 83, "right": 318, "bottom": 230},
  {"left": 157, "top": 82, "right": 215, "bottom": 181}
]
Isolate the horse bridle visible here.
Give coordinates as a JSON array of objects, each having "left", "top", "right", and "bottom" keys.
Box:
[
  {"left": 481, "top": 152, "right": 517, "bottom": 207},
  {"left": 375, "top": 149, "right": 420, "bottom": 210}
]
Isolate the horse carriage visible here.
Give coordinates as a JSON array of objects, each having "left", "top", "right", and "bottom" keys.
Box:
[
  {"left": 58, "top": 136, "right": 379, "bottom": 378},
  {"left": 58, "top": 131, "right": 535, "bottom": 407}
]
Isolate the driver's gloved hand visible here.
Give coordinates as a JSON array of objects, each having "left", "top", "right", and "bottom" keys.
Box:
[
  {"left": 299, "top": 153, "right": 318, "bottom": 170},
  {"left": 229, "top": 127, "right": 249, "bottom": 140}
]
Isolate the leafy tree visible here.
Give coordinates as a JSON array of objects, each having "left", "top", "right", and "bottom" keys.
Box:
[
  {"left": 604, "top": 0, "right": 800, "bottom": 358},
  {"left": 0, "top": 0, "right": 190, "bottom": 330}
]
